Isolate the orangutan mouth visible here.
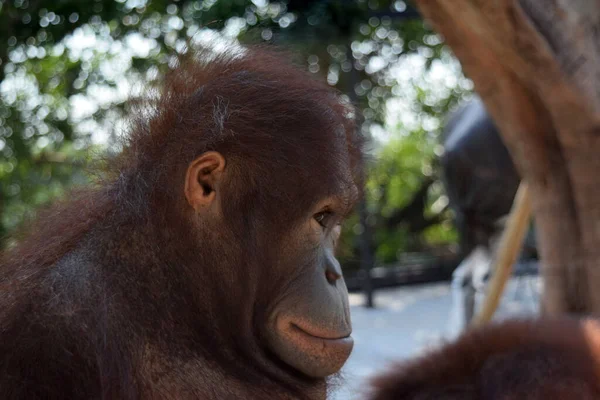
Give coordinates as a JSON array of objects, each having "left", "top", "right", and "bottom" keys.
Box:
[{"left": 290, "top": 323, "right": 352, "bottom": 341}]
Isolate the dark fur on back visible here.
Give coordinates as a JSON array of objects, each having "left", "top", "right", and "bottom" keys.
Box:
[
  {"left": 368, "top": 317, "right": 600, "bottom": 399},
  {"left": 0, "top": 46, "right": 364, "bottom": 400}
]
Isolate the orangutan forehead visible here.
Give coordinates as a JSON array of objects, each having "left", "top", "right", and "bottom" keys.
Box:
[
  {"left": 306, "top": 162, "right": 360, "bottom": 211},
  {"left": 292, "top": 126, "right": 361, "bottom": 211},
  {"left": 329, "top": 182, "right": 360, "bottom": 211}
]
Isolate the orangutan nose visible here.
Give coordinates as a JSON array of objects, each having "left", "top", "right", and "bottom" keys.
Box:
[{"left": 325, "top": 252, "right": 343, "bottom": 284}]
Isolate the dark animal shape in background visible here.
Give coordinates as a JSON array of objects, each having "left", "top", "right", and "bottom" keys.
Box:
[
  {"left": 368, "top": 316, "right": 600, "bottom": 399},
  {"left": 440, "top": 96, "right": 538, "bottom": 327},
  {"left": 0, "top": 47, "right": 364, "bottom": 400},
  {"left": 441, "top": 96, "right": 522, "bottom": 259}
]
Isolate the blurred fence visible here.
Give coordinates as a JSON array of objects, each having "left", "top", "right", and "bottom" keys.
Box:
[{"left": 345, "top": 251, "right": 460, "bottom": 292}]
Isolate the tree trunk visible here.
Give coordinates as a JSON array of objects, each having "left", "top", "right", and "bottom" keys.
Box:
[{"left": 413, "top": 0, "right": 600, "bottom": 314}]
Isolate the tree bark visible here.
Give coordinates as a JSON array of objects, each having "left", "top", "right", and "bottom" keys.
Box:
[{"left": 413, "top": 0, "right": 600, "bottom": 314}]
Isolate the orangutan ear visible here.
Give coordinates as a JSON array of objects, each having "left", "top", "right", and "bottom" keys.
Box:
[{"left": 184, "top": 151, "right": 226, "bottom": 212}]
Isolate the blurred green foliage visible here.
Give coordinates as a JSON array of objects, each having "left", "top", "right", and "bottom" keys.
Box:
[{"left": 0, "top": 0, "right": 471, "bottom": 264}]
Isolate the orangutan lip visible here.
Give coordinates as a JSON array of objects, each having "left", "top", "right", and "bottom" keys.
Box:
[{"left": 290, "top": 323, "right": 351, "bottom": 341}]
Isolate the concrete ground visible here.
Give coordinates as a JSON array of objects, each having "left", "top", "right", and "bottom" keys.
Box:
[{"left": 331, "top": 276, "right": 541, "bottom": 399}]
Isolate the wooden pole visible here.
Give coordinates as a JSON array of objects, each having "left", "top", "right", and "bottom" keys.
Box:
[{"left": 472, "top": 182, "right": 532, "bottom": 326}]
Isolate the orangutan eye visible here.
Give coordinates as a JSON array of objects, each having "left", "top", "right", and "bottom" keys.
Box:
[{"left": 314, "top": 211, "right": 334, "bottom": 228}]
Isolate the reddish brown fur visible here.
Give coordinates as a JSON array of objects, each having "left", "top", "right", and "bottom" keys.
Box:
[
  {"left": 368, "top": 317, "right": 600, "bottom": 399},
  {"left": 0, "top": 46, "right": 364, "bottom": 399}
]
